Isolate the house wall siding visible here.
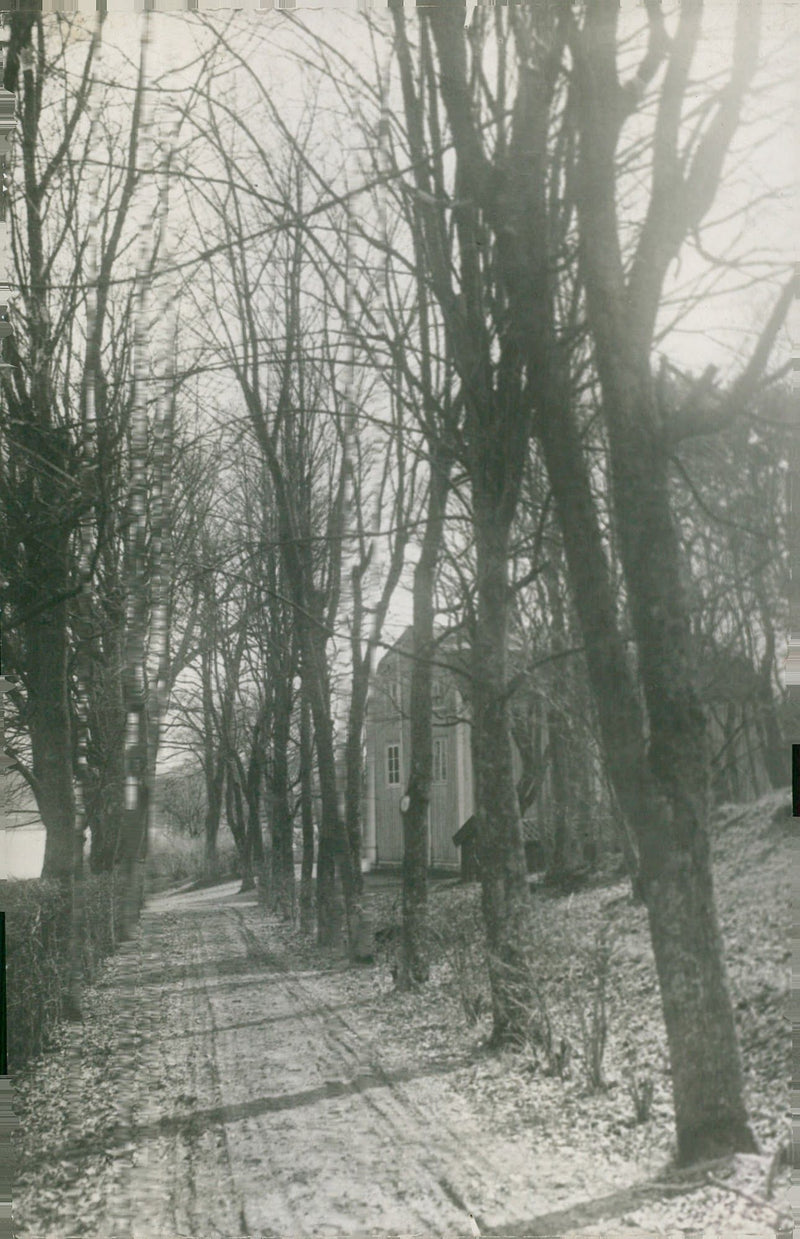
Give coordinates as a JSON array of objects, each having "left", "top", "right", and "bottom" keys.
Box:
[
  {"left": 366, "top": 646, "right": 468, "bottom": 870},
  {"left": 369, "top": 710, "right": 406, "bottom": 866}
]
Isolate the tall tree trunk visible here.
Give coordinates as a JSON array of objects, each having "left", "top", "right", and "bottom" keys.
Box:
[
  {"left": 543, "top": 564, "right": 584, "bottom": 885},
  {"left": 26, "top": 541, "right": 82, "bottom": 1019},
  {"left": 200, "top": 618, "right": 223, "bottom": 880},
  {"left": 239, "top": 807, "right": 255, "bottom": 894},
  {"left": 546, "top": 702, "right": 571, "bottom": 882},
  {"left": 118, "top": 334, "right": 152, "bottom": 938},
  {"left": 472, "top": 502, "right": 533, "bottom": 1047},
  {"left": 344, "top": 657, "right": 368, "bottom": 900},
  {"left": 303, "top": 627, "right": 354, "bottom": 946},
  {"left": 241, "top": 739, "right": 265, "bottom": 893},
  {"left": 203, "top": 756, "right": 224, "bottom": 880},
  {"left": 568, "top": 0, "right": 761, "bottom": 1159},
  {"left": 602, "top": 347, "right": 756, "bottom": 1163},
  {"left": 538, "top": 368, "right": 754, "bottom": 1158},
  {"left": 580, "top": 311, "right": 757, "bottom": 1159},
  {"left": 399, "top": 447, "right": 451, "bottom": 987},
  {"left": 536, "top": 403, "right": 647, "bottom": 897},
  {"left": 11, "top": 18, "right": 76, "bottom": 890},
  {"left": 29, "top": 579, "right": 76, "bottom": 882},
  {"left": 225, "top": 762, "right": 247, "bottom": 869},
  {"left": 119, "top": 699, "right": 149, "bottom": 935},
  {"left": 270, "top": 677, "right": 295, "bottom": 920},
  {"left": 87, "top": 618, "right": 127, "bottom": 875},
  {"left": 723, "top": 708, "right": 747, "bottom": 802},
  {"left": 299, "top": 693, "right": 315, "bottom": 932}
]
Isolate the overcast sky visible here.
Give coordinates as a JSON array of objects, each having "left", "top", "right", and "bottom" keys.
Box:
[{"left": 149, "top": 0, "right": 794, "bottom": 372}]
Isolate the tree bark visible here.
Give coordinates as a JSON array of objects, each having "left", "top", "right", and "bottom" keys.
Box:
[
  {"left": 644, "top": 824, "right": 755, "bottom": 1162},
  {"left": 472, "top": 501, "right": 533, "bottom": 1046},
  {"left": 536, "top": 403, "right": 648, "bottom": 896},
  {"left": 608, "top": 361, "right": 757, "bottom": 1163},
  {"left": 302, "top": 626, "right": 354, "bottom": 947},
  {"left": 241, "top": 732, "right": 265, "bottom": 893},
  {"left": 542, "top": 564, "right": 584, "bottom": 885},
  {"left": 546, "top": 701, "right": 571, "bottom": 881},
  {"left": 30, "top": 581, "right": 76, "bottom": 882},
  {"left": 344, "top": 652, "right": 368, "bottom": 899},
  {"left": 568, "top": 0, "right": 758, "bottom": 1148},
  {"left": 299, "top": 693, "right": 315, "bottom": 932},
  {"left": 398, "top": 449, "right": 451, "bottom": 987},
  {"left": 87, "top": 615, "right": 127, "bottom": 875},
  {"left": 203, "top": 755, "right": 224, "bottom": 881},
  {"left": 270, "top": 669, "right": 296, "bottom": 919},
  {"left": 225, "top": 762, "right": 247, "bottom": 870},
  {"left": 26, "top": 547, "right": 80, "bottom": 1012},
  {"left": 119, "top": 699, "right": 149, "bottom": 936}
]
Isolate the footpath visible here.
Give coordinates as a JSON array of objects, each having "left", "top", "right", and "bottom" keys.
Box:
[{"left": 11, "top": 880, "right": 789, "bottom": 1238}]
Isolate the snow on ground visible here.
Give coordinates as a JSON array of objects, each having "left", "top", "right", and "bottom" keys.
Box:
[{"left": 10, "top": 791, "right": 791, "bottom": 1237}]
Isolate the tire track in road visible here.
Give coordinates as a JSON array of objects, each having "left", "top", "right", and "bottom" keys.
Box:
[
  {"left": 212, "top": 904, "right": 470, "bottom": 1237},
  {"left": 197, "top": 904, "right": 302, "bottom": 1238},
  {"left": 176, "top": 907, "right": 252, "bottom": 1238},
  {"left": 227, "top": 906, "right": 539, "bottom": 1236},
  {"left": 275, "top": 964, "right": 480, "bottom": 1225},
  {"left": 110, "top": 900, "right": 253, "bottom": 1239}
]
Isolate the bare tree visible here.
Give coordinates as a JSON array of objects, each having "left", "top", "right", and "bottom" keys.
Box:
[
  {"left": 385, "top": 5, "right": 564, "bottom": 1041},
  {"left": 373, "top": 0, "right": 790, "bottom": 1156},
  {"left": 179, "top": 94, "right": 358, "bottom": 940},
  {"left": 0, "top": 16, "right": 144, "bottom": 886},
  {"left": 560, "top": 0, "right": 794, "bottom": 1161}
]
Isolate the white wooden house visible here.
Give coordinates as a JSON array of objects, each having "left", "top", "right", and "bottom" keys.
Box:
[
  {"left": 361, "top": 625, "right": 613, "bottom": 876},
  {"left": 363, "top": 629, "right": 474, "bottom": 870}
]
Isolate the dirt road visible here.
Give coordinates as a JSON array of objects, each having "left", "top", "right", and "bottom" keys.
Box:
[
  {"left": 15, "top": 881, "right": 594, "bottom": 1238},
  {"left": 109, "top": 881, "right": 516, "bottom": 1238},
  {"left": 15, "top": 880, "right": 782, "bottom": 1239}
]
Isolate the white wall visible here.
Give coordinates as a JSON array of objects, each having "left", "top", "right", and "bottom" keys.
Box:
[{"left": 1, "top": 823, "right": 46, "bottom": 879}]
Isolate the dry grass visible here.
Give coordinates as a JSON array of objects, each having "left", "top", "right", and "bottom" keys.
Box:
[{"left": 364, "top": 788, "right": 790, "bottom": 1160}]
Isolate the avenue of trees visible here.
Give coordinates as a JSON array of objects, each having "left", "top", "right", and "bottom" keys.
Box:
[{"left": 0, "top": 2, "right": 793, "bottom": 1165}]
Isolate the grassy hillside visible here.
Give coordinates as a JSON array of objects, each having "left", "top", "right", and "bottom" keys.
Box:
[{"left": 341, "top": 788, "right": 791, "bottom": 1231}]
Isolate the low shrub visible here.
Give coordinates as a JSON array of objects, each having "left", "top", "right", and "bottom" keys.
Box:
[
  {"left": 3, "top": 879, "right": 66, "bottom": 1071},
  {"left": 3, "top": 869, "right": 126, "bottom": 1072},
  {"left": 82, "top": 870, "right": 127, "bottom": 980},
  {"left": 570, "top": 923, "right": 614, "bottom": 1092},
  {"left": 626, "top": 1069, "right": 655, "bottom": 1123},
  {"left": 427, "top": 886, "right": 491, "bottom": 1023}
]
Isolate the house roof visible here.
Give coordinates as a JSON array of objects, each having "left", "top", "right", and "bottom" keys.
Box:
[{"left": 373, "top": 625, "right": 470, "bottom": 685}]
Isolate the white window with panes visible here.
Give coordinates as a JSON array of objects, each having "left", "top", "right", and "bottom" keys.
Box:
[
  {"left": 386, "top": 743, "right": 401, "bottom": 786},
  {"left": 433, "top": 737, "right": 448, "bottom": 782}
]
